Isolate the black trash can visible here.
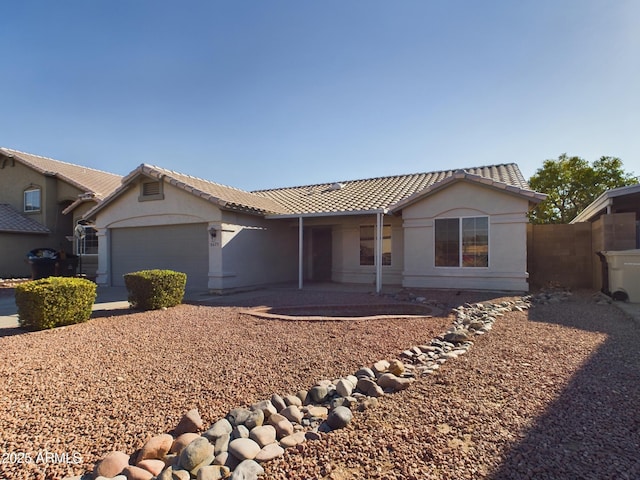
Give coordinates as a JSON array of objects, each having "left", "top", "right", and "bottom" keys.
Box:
[
  {"left": 56, "top": 254, "right": 79, "bottom": 277},
  {"left": 27, "top": 248, "right": 59, "bottom": 280}
]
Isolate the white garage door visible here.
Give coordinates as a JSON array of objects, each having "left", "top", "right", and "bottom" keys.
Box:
[{"left": 111, "top": 224, "right": 209, "bottom": 289}]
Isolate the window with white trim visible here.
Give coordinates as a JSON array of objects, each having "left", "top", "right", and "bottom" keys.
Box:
[
  {"left": 360, "top": 225, "right": 392, "bottom": 266},
  {"left": 76, "top": 226, "right": 99, "bottom": 255},
  {"left": 435, "top": 217, "right": 488, "bottom": 267},
  {"left": 24, "top": 188, "right": 41, "bottom": 212}
]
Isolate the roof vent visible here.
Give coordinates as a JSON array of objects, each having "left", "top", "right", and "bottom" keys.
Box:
[{"left": 330, "top": 182, "right": 344, "bottom": 191}]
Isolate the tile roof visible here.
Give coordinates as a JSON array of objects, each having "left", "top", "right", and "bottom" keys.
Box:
[
  {"left": 84, "top": 162, "right": 542, "bottom": 220},
  {"left": 0, "top": 204, "right": 50, "bottom": 234},
  {"left": 0, "top": 148, "right": 122, "bottom": 199},
  {"left": 142, "top": 165, "right": 290, "bottom": 214},
  {"left": 86, "top": 164, "right": 290, "bottom": 217},
  {"left": 253, "top": 163, "right": 535, "bottom": 215}
]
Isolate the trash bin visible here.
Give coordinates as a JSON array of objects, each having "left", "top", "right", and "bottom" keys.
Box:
[
  {"left": 26, "top": 248, "right": 59, "bottom": 280},
  {"left": 602, "top": 249, "right": 640, "bottom": 302},
  {"left": 56, "top": 253, "right": 79, "bottom": 277}
]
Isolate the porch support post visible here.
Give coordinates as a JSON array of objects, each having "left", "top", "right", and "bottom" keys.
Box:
[
  {"left": 298, "top": 216, "right": 304, "bottom": 290},
  {"left": 376, "top": 211, "right": 383, "bottom": 294}
]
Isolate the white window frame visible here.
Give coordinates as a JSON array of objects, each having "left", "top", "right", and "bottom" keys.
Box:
[
  {"left": 75, "top": 225, "right": 99, "bottom": 255},
  {"left": 434, "top": 216, "right": 489, "bottom": 268},
  {"left": 360, "top": 224, "right": 392, "bottom": 267},
  {"left": 24, "top": 188, "right": 41, "bottom": 212}
]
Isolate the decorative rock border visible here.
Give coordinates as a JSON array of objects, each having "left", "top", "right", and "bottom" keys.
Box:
[{"left": 63, "top": 297, "right": 531, "bottom": 480}]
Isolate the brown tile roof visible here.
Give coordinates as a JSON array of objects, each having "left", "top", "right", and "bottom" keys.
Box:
[
  {"left": 85, "top": 162, "right": 541, "bottom": 220},
  {"left": 87, "top": 164, "right": 290, "bottom": 217},
  {"left": 253, "top": 163, "right": 535, "bottom": 215},
  {"left": 142, "top": 165, "right": 290, "bottom": 214},
  {"left": 0, "top": 148, "right": 122, "bottom": 199},
  {"left": 0, "top": 204, "right": 50, "bottom": 234}
]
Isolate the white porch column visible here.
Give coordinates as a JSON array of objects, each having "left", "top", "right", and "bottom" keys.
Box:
[
  {"left": 298, "top": 216, "right": 304, "bottom": 289},
  {"left": 94, "top": 227, "right": 110, "bottom": 286},
  {"left": 376, "top": 211, "right": 383, "bottom": 293}
]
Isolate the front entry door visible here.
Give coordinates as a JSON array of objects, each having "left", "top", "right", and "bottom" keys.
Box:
[{"left": 311, "top": 227, "right": 332, "bottom": 282}]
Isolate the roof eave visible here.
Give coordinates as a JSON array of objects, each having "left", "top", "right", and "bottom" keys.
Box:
[
  {"left": 265, "top": 208, "right": 389, "bottom": 220},
  {"left": 0, "top": 228, "right": 50, "bottom": 235}
]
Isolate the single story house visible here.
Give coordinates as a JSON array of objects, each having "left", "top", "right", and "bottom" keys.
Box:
[
  {"left": 0, "top": 148, "right": 122, "bottom": 278},
  {"left": 84, "top": 163, "right": 546, "bottom": 293}
]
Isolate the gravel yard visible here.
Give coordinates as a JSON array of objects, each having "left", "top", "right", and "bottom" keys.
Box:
[{"left": 1, "top": 288, "right": 639, "bottom": 480}]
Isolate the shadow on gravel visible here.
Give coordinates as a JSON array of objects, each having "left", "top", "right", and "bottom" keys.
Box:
[
  {"left": 489, "top": 300, "right": 640, "bottom": 480},
  {"left": 90, "top": 308, "right": 139, "bottom": 319},
  {"left": 0, "top": 326, "right": 29, "bottom": 338},
  {"left": 192, "top": 286, "right": 505, "bottom": 314}
]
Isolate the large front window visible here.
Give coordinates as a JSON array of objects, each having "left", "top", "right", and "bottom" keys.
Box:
[
  {"left": 360, "top": 225, "right": 392, "bottom": 266},
  {"left": 435, "top": 217, "right": 488, "bottom": 267},
  {"left": 24, "top": 188, "right": 41, "bottom": 212}
]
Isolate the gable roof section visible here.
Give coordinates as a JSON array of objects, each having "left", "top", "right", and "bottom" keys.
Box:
[
  {"left": 389, "top": 169, "right": 547, "bottom": 213},
  {"left": 254, "top": 163, "right": 541, "bottom": 216},
  {"left": 85, "top": 164, "right": 291, "bottom": 218},
  {"left": 0, "top": 148, "right": 122, "bottom": 199},
  {"left": 0, "top": 204, "right": 50, "bottom": 234}
]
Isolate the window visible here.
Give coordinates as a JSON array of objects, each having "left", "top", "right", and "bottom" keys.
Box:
[
  {"left": 435, "top": 217, "right": 488, "bottom": 268},
  {"left": 76, "top": 226, "right": 98, "bottom": 255},
  {"left": 360, "top": 225, "right": 392, "bottom": 266},
  {"left": 24, "top": 188, "right": 41, "bottom": 212}
]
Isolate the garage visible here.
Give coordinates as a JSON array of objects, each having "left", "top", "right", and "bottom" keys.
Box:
[{"left": 110, "top": 223, "right": 209, "bottom": 289}]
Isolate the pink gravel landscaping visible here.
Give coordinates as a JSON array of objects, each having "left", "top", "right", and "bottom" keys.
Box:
[{"left": 1, "top": 288, "right": 639, "bottom": 480}]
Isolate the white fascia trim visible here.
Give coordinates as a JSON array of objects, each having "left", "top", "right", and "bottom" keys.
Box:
[{"left": 265, "top": 208, "right": 389, "bottom": 220}]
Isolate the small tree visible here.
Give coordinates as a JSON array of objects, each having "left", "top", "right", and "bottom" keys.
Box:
[{"left": 528, "top": 154, "right": 636, "bottom": 224}]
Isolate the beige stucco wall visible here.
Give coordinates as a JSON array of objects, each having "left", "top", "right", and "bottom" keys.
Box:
[
  {"left": 326, "top": 215, "right": 404, "bottom": 286},
  {"left": 215, "top": 213, "right": 297, "bottom": 291},
  {"left": 93, "top": 177, "right": 220, "bottom": 288},
  {"left": 92, "top": 177, "right": 297, "bottom": 291},
  {"left": 0, "top": 160, "right": 81, "bottom": 226},
  {"left": 401, "top": 181, "right": 531, "bottom": 291},
  {"left": 0, "top": 160, "right": 85, "bottom": 277}
]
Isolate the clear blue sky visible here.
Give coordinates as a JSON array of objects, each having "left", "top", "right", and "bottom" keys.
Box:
[{"left": 1, "top": 1, "right": 639, "bottom": 190}]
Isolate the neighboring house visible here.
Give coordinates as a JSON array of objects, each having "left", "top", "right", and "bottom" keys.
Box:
[
  {"left": 569, "top": 183, "right": 640, "bottom": 292},
  {"left": 84, "top": 163, "right": 545, "bottom": 292},
  {"left": 0, "top": 148, "right": 122, "bottom": 278},
  {"left": 571, "top": 183, "right": 640, "bottom": 248}
]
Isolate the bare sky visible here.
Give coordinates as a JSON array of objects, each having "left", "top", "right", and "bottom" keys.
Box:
[{"left": 2, "top": 0, "right": 638, "bottom": 190}]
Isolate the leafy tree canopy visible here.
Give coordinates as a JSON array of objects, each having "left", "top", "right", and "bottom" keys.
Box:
[{"left": 528, "top": 154, "right": 637, "bottom": 224}]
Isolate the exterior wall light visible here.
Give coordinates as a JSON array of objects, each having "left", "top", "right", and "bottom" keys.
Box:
[{"left": 208, "top": 226, "right": 218, "bottom": 239}]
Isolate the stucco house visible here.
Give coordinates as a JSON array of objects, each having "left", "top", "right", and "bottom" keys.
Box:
[
  {"left": 0, "top": 148, "right": 122, "bottom": 278},
  {"left": 84, "top": 162, "right": 545, "bottom": 293}
]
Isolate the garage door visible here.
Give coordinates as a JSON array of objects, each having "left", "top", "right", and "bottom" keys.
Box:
[{"left": 110, "top": 224, "right": 208, "bottom": 289}]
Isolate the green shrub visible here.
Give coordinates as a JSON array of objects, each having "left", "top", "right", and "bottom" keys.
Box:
[
  {"left": 124, "top": 269, "right": 187, "bottom": 310},
  {"left": 15, "top": 277, "right": 97, "bottom": 330}
]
